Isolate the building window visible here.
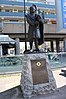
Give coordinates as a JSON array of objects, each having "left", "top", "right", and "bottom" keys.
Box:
[
  {"left": 13, "top": 9, "right": 18, "bottom": 12},
  {"left": 0, "top": 9, "right": 1, "bottom": 12},
  {"left": 5, "top": 10, "right": 10, "bottom": 12},
  {"left": 18, "top": 10, "right": 23, "bottom": 12},
  {"left": 10, "top": 20, "right": 18, "bottom": 22},
  {"left": 10, "top": 9, "right": 13, "bottom": 12}
]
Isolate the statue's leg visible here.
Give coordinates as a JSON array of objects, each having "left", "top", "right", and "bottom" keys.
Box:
[
  {"left": 30, "top": 41, "right": 33, "bottom": 50},
  {"left": 34, "top": 39, "right": 39, "bottom": 51}
]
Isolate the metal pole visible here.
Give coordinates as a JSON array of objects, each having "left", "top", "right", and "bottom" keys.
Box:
[
  {"left": 41, "top": 11, "right": 45, "bottom": 50},
  {"left": 24, "top": 0, "right": 27, "bottom": 52},
  {"left": 42, "top": 11, "right": 45, "bottom": 52},
  {"left": 42, "top": 11, "right": 45, "bottom": 41}
]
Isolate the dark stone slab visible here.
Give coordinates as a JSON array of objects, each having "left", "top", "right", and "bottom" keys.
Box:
[{"left": 31, "top": 58, "right": 49, "bottom": 85}]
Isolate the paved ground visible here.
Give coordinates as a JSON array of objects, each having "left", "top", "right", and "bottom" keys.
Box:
[
  {"left": 52, "top": 68, "right": 66, "bottom": 88},
  {"left": 0, "top": 68, "right": 66, "bottom": 99},
  {"left": 0, "top": 73, "right": 21, "bottom": 92},
  {"left": 0, "top": 85, "right": 66, "bottom": 99}
]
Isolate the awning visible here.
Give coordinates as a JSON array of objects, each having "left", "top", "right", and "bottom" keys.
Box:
[{"left": 0, "top": 35, "right": 15, "bottom": 44}]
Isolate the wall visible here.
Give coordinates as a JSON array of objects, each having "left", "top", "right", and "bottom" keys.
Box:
[
  {"left": 44, "top": 24, "right": 57, "bottom": 33},
  {"left": 3, "top": 22, "right": 28, "bottom": 33},
  {"left": 3, "top": 22, "right": 56, "bottom": 33}
]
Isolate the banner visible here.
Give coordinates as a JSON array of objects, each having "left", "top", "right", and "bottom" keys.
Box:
[{"left": 61, "top": 0, "right": 66, "bottom": 28}]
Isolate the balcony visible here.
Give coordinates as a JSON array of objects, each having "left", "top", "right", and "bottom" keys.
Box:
[
  {"left": 26, "top": 2, "right": 55, "bottom": 9},
  {"left": 0, "top": 12, "right": 56, "bottom": 19},
  {"left": 44, "top": 14, "right": 56, "bottom": 19},
  {"left": 0, "top": 12, "right": 24, "bottom": 17},
  {"left": 0, "top": 0, "right": 55, "bottom": 9}
]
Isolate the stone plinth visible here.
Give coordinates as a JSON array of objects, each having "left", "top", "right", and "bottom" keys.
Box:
[{"left": 20, "top": 53, "right": 57, "bottom": 98}]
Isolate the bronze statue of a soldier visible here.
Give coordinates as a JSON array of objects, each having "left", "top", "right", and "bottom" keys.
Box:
[{"left": 25, "top": 4, "right": 44, "bottom": 52}]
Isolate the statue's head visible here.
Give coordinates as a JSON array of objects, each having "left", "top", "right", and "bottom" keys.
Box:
[
  {"left": 30, "top": 6, "right": 36, "bottom": 14},
  {"left": 32, "top": 4, "right": 37, "bottom": 12}
]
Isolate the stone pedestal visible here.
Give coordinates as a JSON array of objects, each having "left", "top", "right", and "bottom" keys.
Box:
[{"left": 20, "top": 53, "right": 57, "bottom": 98}]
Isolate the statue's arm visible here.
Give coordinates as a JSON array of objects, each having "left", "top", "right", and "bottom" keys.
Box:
[
  {"left": 25, "top": 15, "right": 35, "bottom": 26},
  {"left": 25, "top": 14, "right": 39, "bottom": 26},
  {"left": 38, "top": 14, "right": 44, "bottom": 23},
  {"left": 27, "top": 18, "right": 34, "bottom": 25}
]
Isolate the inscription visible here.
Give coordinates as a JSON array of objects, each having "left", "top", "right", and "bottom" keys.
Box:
[{"left": 31, "top": 58, "right": 49, "bottom": 85}]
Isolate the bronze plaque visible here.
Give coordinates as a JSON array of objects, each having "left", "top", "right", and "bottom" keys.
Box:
[{"left": 31, "top": 58, "right": 49, "bottom": 85}]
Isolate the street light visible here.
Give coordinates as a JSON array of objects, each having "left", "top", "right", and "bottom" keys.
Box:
[{"left": 24, "top": 0, "right": 27, "bottom": 52}]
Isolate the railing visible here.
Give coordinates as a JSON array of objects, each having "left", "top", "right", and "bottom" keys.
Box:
[
  {"left": 0, "top": 55, "right": 23, "bottom": 67},
  {"left": 0, "top": 55, "right": 24, "bottom": 73},
  {"left": 0, "top": 52, "right": 66, "bottom": 73},
  {"left": 0, "top": 0, "right": 55, "bottom": 9},
  {"left": 46, "top": 52, "right": 66, "bottom": 69},
  {"left": 1, "top": 0, "right": 55, "bottom": 5},
  {"left": 0, "top": 12, "right": 24, "bottom": 17},
  {"left": 0, "top": 12, "right": 56, "bottom": 19}
]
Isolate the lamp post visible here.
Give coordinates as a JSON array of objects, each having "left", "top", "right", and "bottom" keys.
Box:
[{"left": 24, "top": 0, "right": 27, "bottom": 52}]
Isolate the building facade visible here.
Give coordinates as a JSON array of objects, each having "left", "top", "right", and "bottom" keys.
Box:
[{"left": 0, "top": 0, "right": 65, "bottom": 53}]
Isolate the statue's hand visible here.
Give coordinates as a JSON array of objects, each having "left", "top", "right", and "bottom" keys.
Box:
[{"left": 35, "top": 21, "right": 39, "bottom": 25}]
